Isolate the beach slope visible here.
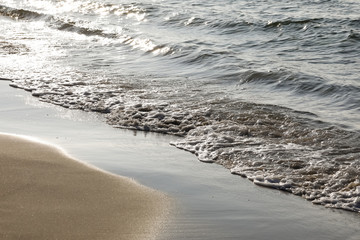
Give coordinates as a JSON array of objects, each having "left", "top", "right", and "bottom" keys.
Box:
[{"left": 0, "top": 133, "right": 170, "bottom": 240}]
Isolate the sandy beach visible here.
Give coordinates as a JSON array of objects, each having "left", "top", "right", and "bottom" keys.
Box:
[
  {"left": 0, "top": 132, "right": 170, "bottom": 240},
  {"left": 0, "top": 81, "right": 359, "bottom": 240}
]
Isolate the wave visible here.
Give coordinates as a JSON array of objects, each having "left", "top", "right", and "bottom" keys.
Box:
[
  {"left": 349, "top": 19, "right": 360, "bottom": 28},
  {"left": 236, "top": 69, "right": 360, "bottom": 108},
  {"left": 0, "top": 40, "right": 29, "bottom": 55},
  {"left": 0, "top": 4, "right": 173, "bottom": 55},
  {"left": 348, "top": 30, "right": 360, "bottom": 41},
  {"left": 208, "top": 19, "right": 254, "bottom": 35},
  {"left": 238, "top": 70, "right": 284, "bottom": 85},
  {"left": 163, "top": 14, "right": 256, "bottom": 36},
  {"left": 0, "top": 5, "right": 45, "bottom": 20},
  {"left": 0, "top": 5, "right": 112, "bottom": 37},
  {"left": 265, "top": 18, "right": 324, "bottom": 28},
  {"left": 162, "top": 14, "right": 327, "bottom": 35}
]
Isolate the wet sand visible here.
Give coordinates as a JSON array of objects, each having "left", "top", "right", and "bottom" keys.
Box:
[
  {"left": 0, "top": 81, "right": 359, "bottom": 240},
  {"left": 0, "top": 133, "right": 170, "bottom": 240}
]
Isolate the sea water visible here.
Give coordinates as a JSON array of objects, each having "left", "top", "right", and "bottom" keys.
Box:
[{"left": 0, "top": 0, "right": 359, "bottom": 213}]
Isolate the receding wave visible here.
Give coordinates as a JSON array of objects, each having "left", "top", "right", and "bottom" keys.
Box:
[{"left": 9, "top": 75, "right": 360, "bottom": 213}]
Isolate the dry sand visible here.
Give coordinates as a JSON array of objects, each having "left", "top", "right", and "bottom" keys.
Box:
[{"left": 0, "top": 133, "right": 170, "bottom": 240}]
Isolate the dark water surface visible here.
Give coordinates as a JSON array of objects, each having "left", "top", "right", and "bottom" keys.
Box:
[{"left": 1, "top": 0, "right": 359, "bottom": 213}]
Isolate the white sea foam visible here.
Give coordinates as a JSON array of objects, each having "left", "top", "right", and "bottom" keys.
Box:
[{"left": 9, "top": 74, "right": 360, "bottom": 213}]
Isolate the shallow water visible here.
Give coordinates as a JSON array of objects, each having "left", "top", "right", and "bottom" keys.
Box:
[
  {"left": 1, "top": 82, "right": 359, "bottom": 240},
  {"left": 0, "top": 0, "right": 359, "bottom": 212}
]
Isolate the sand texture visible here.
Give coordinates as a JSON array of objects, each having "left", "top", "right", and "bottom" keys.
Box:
[{"left": 0, "top": 133, "right": 170, "bottom": 240}]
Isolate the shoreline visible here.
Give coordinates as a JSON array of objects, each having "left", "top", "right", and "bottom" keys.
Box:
[
  {"left": 1, "top": 81, "right": 359, "bottom": 240},
  {"left": 0, "top": 132, "right": 170, "bottom": 240}
]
